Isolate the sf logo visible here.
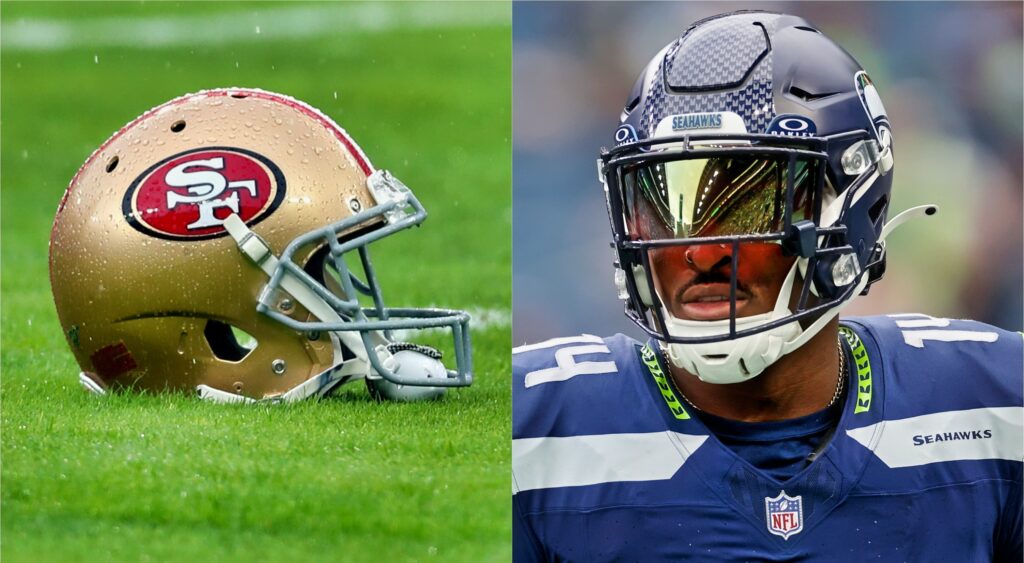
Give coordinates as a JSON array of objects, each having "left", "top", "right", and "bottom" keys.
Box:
[
  {"left": 164, "top": 157, "right": 257, "bottom": 230},
  {"left": 124, "top": 147, "right": 284, "bottom": 240}
]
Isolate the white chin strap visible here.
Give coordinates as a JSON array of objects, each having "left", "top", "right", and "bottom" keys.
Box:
[{"left": 661, "top": 204, "right": 938, "bottom": 384}]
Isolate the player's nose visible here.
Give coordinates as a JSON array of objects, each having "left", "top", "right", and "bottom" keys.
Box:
[{"left": 685, "top": 243, "right": 733, "bottom": 272}]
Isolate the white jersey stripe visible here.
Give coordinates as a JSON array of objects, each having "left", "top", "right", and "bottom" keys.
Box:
[
  {"left": 513, "top": 334, "right": 603, "bottom": 355},
  {"left": 512, "top": 432, "right": 708, "bottom": 493},
  {"left": 846, "top": 407, "right": 1023, "bottom": 468}
]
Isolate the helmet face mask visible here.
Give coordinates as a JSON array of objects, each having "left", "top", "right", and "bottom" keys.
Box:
[
  {"left": 50, "top": 88, "right": 472, "bottom": 402},
  {"left": 230, "top": 169, "right": 473, "bottom": 391},
  {"left": 599, "top": 11, "right": 910, "bottom": 383},
  {"left": 604, "top": 132, "right": 860, "bottom": 341}
]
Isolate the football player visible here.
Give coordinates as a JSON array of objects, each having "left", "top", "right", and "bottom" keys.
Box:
[{"left": 512, "top": 11, "right": 1022, "bottom": 561}]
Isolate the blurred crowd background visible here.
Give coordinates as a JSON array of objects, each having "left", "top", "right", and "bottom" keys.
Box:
[{"left": 513, "top": 1, "right": 1023, "bottom": 345}]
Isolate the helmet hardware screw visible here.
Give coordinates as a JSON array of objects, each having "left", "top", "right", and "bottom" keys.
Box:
[
  {"left": 349, "top": 198, "right": 362, "bottom": 213},
  {"left": 307, "top": 330, "right": 321, "bottom": 341},
  {"left": 279, "top": 298, "right": 294, "bottom": 312},
  {"left": 271, "top": 359, "right": 287, "bottom": 374}
]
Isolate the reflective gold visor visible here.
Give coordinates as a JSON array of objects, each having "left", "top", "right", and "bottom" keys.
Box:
[{"left": 622, "top": 155, "right": 820, "bottom": 239}]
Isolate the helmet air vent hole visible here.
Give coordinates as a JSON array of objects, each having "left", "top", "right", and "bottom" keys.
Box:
[
  {"left": 231, "top": 93, "right": 248, "bottom": 99},
  {"left": 203, "top": 320, "right": 258, "bottom": 362},
  {"left": 170, "top": 120, "right": 186, "bottom": 133},
  {"left": 794, "top": 26, "right": 821, "bottom": 34},
  {"left": 868, "top": 195, "right": 889, "bottom": 225},
  {"left": 105, "top": 156, "right": 119, "bottom": 173},
  {"left": 625, "top": 95, "right": 641, "bottom": 113},
  {"left": 789, "top": 85, "right": 839, "bottom": 102}
]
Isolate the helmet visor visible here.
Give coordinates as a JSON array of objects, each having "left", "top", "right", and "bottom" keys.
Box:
[{"left": 621, "top": 155, "right": 822, "bottom": 240}]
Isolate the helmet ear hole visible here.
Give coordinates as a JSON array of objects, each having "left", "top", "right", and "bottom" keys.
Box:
[{"left": 204, "top": 320, "right": 258, "bottom": 362}]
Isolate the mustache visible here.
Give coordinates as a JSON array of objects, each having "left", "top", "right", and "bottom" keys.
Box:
[{"left": 674, "top": 269, "right": 751, "bottom": 303}]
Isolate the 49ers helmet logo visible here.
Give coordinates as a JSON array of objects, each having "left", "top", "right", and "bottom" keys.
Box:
[{"left": 123, "top": 147, "right": 286, "bottom": 240}]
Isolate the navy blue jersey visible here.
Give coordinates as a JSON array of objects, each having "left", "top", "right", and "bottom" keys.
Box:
[{"left": 512, "top": 315, "right": 1023, "bottom": 562}]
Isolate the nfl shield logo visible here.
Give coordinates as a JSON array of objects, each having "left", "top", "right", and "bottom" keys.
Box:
[{"left": 765, "top": 490, "right": 804, "bottom": 540}]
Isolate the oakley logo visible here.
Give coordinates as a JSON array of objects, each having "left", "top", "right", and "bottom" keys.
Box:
[
  {"left": 123, "top": 147, "right": 286, "bottom": 240},
  {"left": 778, "top": 118, "right": 808, "bottom": 131},
  {"left": 614, "top": 124, "right": 638, "bottom": 145},
  {"left": 766, "top": 114, "right": 817, "bottom": 137}
]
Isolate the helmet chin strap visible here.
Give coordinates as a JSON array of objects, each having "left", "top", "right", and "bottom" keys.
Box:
[{"left": 660, "top": 204, "right": 938, "bottom": 384}]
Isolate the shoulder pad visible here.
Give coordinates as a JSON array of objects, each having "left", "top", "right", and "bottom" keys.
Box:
[{"left": 513, "top": 334, "right": 665, "bottom": 439}]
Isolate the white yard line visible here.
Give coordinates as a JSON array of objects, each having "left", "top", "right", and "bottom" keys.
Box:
[
  {"left": 464, "top": 307, "right": 511, "bottom": 331},
  {"left": 2, "top": 4, "right": 509, "bottom": 51},
  {"left": 392, "top": 306, "right": 510, "bottom": 339}
]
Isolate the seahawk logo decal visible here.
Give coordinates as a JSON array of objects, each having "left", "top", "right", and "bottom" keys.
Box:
[
  {"left": 123, "top": 147, "right": 286, "bottom": 240},
  {"left": 855, "top": 71, "right": 893, "bottom": 150}
]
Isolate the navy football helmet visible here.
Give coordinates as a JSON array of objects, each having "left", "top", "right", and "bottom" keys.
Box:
[{"left": 599, "top": 11, "right": 935, "bottom": 383}]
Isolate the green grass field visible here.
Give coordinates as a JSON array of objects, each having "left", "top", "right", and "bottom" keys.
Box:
[{"left": 1, "top": 2, "right": 511, "bottom": 561}]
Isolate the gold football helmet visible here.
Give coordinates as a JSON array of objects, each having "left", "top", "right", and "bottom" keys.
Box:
[{"left": 49, "top": 88, "right": 472, "bottom": 403}]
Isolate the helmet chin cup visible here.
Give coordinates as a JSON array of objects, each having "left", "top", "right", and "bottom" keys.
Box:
[
  {"left": 365, "top": 348, "right": 449, "bottom": 401},
  {"left": 661, "top": 311, "right": 800, "bottom": 384},
  {"left": 366, "top": 378, "right": 447, "bottom": 402},
  {"left": 659, "top": 262, "right": 801, "bottom": 384}
]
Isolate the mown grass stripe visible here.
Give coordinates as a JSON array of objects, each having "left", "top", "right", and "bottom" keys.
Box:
[{"left": 2, "top": 3, "right": 511, "bottom": 51}]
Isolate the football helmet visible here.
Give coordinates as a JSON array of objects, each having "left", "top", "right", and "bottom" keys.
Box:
[
  {"left": 50, "top": 88, "right": 472, "bottom": 403},
  {"left": 600, "top": 11, "right": 935, "bottom": 383}
]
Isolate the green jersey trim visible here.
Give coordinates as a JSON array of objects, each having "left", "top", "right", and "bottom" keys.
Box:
[
  {"left": 640, "top": 343, "right": 691, "bottom": 420},
  {"left": 840, "top": 326, "right": 873, "bottom": 414}
]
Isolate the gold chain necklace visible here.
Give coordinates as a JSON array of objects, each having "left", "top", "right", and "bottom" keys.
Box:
[{"left": 670, "top": 336, "right": 848, "bottom": 413}]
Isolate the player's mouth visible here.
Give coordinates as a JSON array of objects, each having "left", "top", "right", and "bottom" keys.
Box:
[{"left": 680, "top": 283, "right": 751, "bottom": 321}]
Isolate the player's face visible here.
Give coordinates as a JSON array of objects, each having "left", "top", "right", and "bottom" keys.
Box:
[
  {"left": 647, "top": 241, "right": 796, "bottom": 321},
  {"left": 627, "top": 172, "right": 800, "bottom": 321},
  {"left": 624, "top": 156, "right": 817, "bottom": 321}
]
